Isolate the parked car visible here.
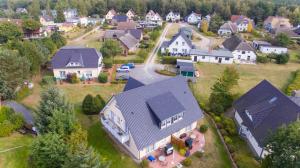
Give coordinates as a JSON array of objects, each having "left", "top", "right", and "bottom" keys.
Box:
[
  {"left": 122, "top": 63, "right": 135, "bottom": 69},
  {"left": 117, "top": 66, "right": 130, "bottom": 72},
  {"left": 116, "top": 73, "right": 130, "bottom": 80}
]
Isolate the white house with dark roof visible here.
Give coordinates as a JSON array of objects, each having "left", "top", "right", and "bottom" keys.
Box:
[
  {"left": 222, "top": 35, "right": 256, "bottom": 64},
  {"left": 51, "top": 47, "right": 103, "bottom": 79},
  {"left": 185, "top": 12, "right": 201, "bottom": 24},
  {"left": 233, "top": 80, "right": 300, "bottom": 158},
  {"left": 145, "top": 10, "right": 162, "bottom": 25},
  {"left": 105, "top": 9, "right": 117, "bottom": 20},
  {"left": 166, "top": 11, "right": 180, "bottom": 22},
  {"left": 252, "top": 40, "right": 288, "bottom": 54},
  {"left": 126, "top": 9, "right": 136, "bottom": 20},
  {"left": 190, "top": 49, "right": 234, "bottom": 64},
  {"left": 231, "top": 15, "right": 254, "bottom": 32},
  {"left": 161, "top": 30, "right": 195, "bottom": 56},
  {"left": 100, "top": 76, "right": 203, "bottom": 160},
  {"left": 218, "top": 21, "right": 238, "bottom": 36}
]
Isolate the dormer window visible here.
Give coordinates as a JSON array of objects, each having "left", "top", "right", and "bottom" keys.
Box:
[{"left": 245, "top": 110, "right": 253, "bottom": 121}]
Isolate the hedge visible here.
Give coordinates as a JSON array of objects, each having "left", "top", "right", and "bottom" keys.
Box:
[
  {"left": 286, "top": 70, "right": 300, "bottom": 95},
  {"left": 161, "top": 56, "right": 191, "bottom": 64},
  {"left": 98, "top": 73, "right": 108, "bottom": 83},
  {"left": 199, "top": 124, "right": 209, "bottom": 133},
  {"left": 0, "top": 106, "right": 25, "bottom": 137}
]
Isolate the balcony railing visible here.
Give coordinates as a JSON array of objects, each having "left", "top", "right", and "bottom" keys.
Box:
[{"left": 100, "top": 116, "right": 129, "bottom": 144}]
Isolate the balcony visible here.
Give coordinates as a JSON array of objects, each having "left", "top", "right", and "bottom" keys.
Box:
[{"left": 101, "top": 116, "right": 129, "bottom": 144}]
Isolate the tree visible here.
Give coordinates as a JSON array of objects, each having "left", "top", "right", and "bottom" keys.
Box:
[
  {"left": 56, "top": 8, "right": 66, "bottom": 23},
  {"left": 247, "top": 22, "right": 253, "bottom": 33},
  {"left": 0, "top": 22, "right": 23, "bottom": 43},
  {"left": 48, "top": 109, "right": 76, "bottom": 136},
  {"left": 263, "top": 121, "right": 300, "bottom": 168},
  {"left": 209, "top": 67, "right": 239, "bottom": 114},
  {"left": 275, "top": 33, "right": 290, "bottom": 47},
  {"left": 36, "top": 87, "right": 74, "bottom": 134},
  {"left": 30, "top": 133, "right": 68, "bottom": 168},
  {"left": 22, "top": 19, "right": 42, "bottom": 31},
  {"left": 209, "top": 14, "right": 224, "bottom": 33},
  {"left": 100, "top": 40, "right": 122, "bottom": 59},
  {"left": 200, "top": 20, "right": 209, "bottom": 33},
  {"left": 93, "top": 95, "right": 106, "bottom": 112},
  {"left": 51, "top": 31, "right": 67, "bottom": 48},
  {"left": 28, "top": 0, "right": 40, "bottom": 20},
  {"left": 268, "top": 53, "right": 290, "bottom": 64},
  {"left": 82, "top": 94, "right": 95, "bottom": 114},
  {"left": 41, "top": 37, "right": 57, "bottom": 54},
  {"left": 0, "top": 48, "right": 30, "bottom": 98}
]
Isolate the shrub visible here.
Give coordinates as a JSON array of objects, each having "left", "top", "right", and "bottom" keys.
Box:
[
  {"left": 222, "top": 118, "right": 237, "bottom": 136},
  {"left": 137, "top": 49, "right": 148, "bottom": 59},
  {"left": 286, "top": 70, "right": 300, "bottom": 95},
  {"left": 161, "top": 56, "right": 190, "bottom": 64},
  {"left": 16, "top": 86, "right": 31, "bottom": 101},
  {"left": 182, "top": 158, "right": 192, "bottom": 167},
  {"left": 199, "top": 124, "right": 209, "bottom": 133},
  {"left": 93, "top": 95, "right": 106, "bottom": 112},
  {"left": 268, "top": 53, "right": 290, "bottom": 64},
  {"left": 179, "top": 148, "right": 186, "bottom": 156},
  {"left": 42, "top": 76, "right": 55, "bottom": 85},
  {"left": 256, "top": 55, "right": 269, "bottom": 63},
  {"left": 220, "top": 129, "right": 228, "bottom": 136},
  {"left": 195, "top": 151, "right": 204, "bottom": 158},
  {"left": 0, "top": 106, "right": 14, "bottom": 123},
  {"left": 214, "top": 116, "right": 222, "bottom": 123},
  {"left": 82, "top": 94, "right": 95, "bottom": 115},
  {"left": 10, "top": 113, "right": 24, "bottom": 129},
  {"left": 103, "top": 59, "right": 113, "bottom": 68},
  {"left": 66, "top": 73, "right": 79, "bottom": 83},
  {"left": 224, "top": 136, "right": 233, "bottom": 144},
  {"left": 98, "top": 73, "right": 108, "bottom": 83},
  {"left": 0, "top": 120, "right": 14, "bottom": 137},
  {"left": 140, "top": 159, "right": 149, "bottom": 168}
]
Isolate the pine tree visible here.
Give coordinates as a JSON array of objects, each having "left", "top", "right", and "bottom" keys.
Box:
[{"left": 82, "top": 94, "right": 95, "bottom": 114}]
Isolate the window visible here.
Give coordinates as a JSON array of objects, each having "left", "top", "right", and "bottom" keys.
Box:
[
  {"left": 166, "top": 118, "right": 171, "bottom": 127},
  {"left": 182, "top": 42, "right": 185, "bottom": 45},
  {"left": 238, "top": 55, "right": 241, "bottom": 59},
  {"left": 172, "top": 115, "right": 178, "bottom": 123},
  {"left": 215, "top": 57, "right": 218, "bottom": 60},
  {"left": 117, "top": 116, "right": 121, "bottom": 125},
  {"left": 176, "top": 41, "right": 178, "bottom": 45},
  {"left": 242, "top": 51, "right": 245, "bottom": 54},
  {"left": 77, "top": 71, "right": 80, "bottom": 74},
  {"left": 59, "top": 71, "right": 66, "bottom": 78},
  {"left": 161, "top": 120, "right": 166, "bottom": 129},
  {"left": 146, "top": 145, "right": 154, "bottom": 153},
  {"left": 202, "top": 56, "right": 205, "bottom": 59},
  {"left": 225, "top": 58, "right": 229, "bottom": 61},
  {"left": 185, "top": 125, "right": 192, "bottom": 132},
  {"left": 247, "top": 56, "right": 250, "bottom": 61}
]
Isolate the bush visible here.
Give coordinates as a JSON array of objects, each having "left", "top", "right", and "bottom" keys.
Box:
[
  {"left": 137, "top": 49, "right": 148, "bottom": 59},
  {"left": 199, "top": 124, "right": 209, "bottom": 133},
  {"left": 286, "top": 70, "right": 300, "bottom": 95},
  {"left": 16, "top": 86, "right": 31, "bottom": 101},
  {"left": 82, "top": 94, "right": 95, "bottom": 115},
  {"left": 268, "top": 53, "right": 290, "bottom": 64},
  {"left": 195, "top": 151, "right": 204, "bottom": 158},
  {"left": 224, "top": 136, "right": 233, "bottom": 144},
  {"left": 179, "top": 148, "right": 186, "bottom": 156},
  {"left": 222, "top": 118, "right": 237, "bottom": 136},
  {"left": 161, "top": 56, "right": 190, "bottom": 64},
  {"left": 103, "top": 59, "right": 113, "bottom": 68},
  {"left": 256, "top": 55, "right": 269, "bottom": 63},
  {"left": 42, "top": 76, "right": 55, "bottom": 85},
  {"left": 214, "top": 116, "right": 222, "bottom": 123},
  {"left": 66, "top": 73, "right": 79, "bottom": 83},
  {"left": 182, "top": 158, "right": 192, "bottom": 167},
  {"left": 0, "top": 106, "right": 14, "bottom": 123},
  {"left": 0, "top": 120, "right": 14, "bottom": 137},
  {"left": 98, "top": 73, "right": 108, "bottom": 83},
  {"left": 93, "top": 95, "right": 106, "bottom": 112},
  {"left": 10, "top": 113, "right": 24, "bottom": 129},
  {"left": 140, "top": 159, "right": 149, "bottom": 168}
]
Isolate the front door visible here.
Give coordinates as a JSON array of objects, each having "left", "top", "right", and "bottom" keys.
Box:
[
  {"left": 218, "top": 58, "right": 222, "bottom": 63},
  {"left": 193, "top": 56, "right": 197, "bottom": 62}
]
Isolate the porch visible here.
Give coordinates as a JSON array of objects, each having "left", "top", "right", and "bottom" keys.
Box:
[{"left": 148, "top": 129, "right": 205, "bottom": 168}]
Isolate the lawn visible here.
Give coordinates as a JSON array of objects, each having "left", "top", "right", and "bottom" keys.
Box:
[
  {"left": 166, "top": 23, "right": 181, "bottom": 39},
  {"left": 0, "top": 133, "right": 34, "bottom": 168},
  {"left": 190, "top": 117, "right": 232, "bottom": 168},
  {"left": 191, "top": 62, "right": 300, "bottom": 104},
  {"left": 64, "top": 27, "right": 90, "bottom": 40},
  {"left": 67, "top": 29, "right": 104, "bottom": 50},
  {"left": 88, "top": 123, "right": 138, "bottom": 168}
]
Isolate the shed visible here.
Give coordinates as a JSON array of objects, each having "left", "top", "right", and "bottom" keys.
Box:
[{"left": 176, "top": 59, "right": 195, "bottom": 77}]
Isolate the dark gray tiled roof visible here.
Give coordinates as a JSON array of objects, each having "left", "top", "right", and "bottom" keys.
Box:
[
  {"left": 123, "top": 77, "right": 145, "bottom": 91},
  {"left": 219, "top": 22, "right": 237, "bottom": 33},
  {"left": 161, "top": 41, "right": 170, "bottom": 48},
  {"left": 127, "top": 29, "right": 142, "bottom": 40},
  {"left": 113, "top": 15, "right": 128, "bottom": 22},
  {"left": 190, "top": 49, "right": 233, "bottom": 58},
  {"left": 176, "top": 59, "right": 195, "bottom": 72},
  {"left": 233, "top": 80, "right": 300, "bottom": 146},
  {"left": 146, "top": 92, "right": 185, "bottom": 122},
  {"left": 114, "top": 76, "right": 203, "bottom": 150},
  {"left": 51, "top": 47, "right": 102, "bottom": 69},
  {"left": 223, "top": 35, "right": 254, "bottom": 52},
  {"left": 168, "top": 31, "right": 194, "bottom": 48},
  {"left": 3, "top": 101, "right": 34, "bottom": 125},
  {"left": 119, "top": 33, "right": 139, "bottom": 49}
]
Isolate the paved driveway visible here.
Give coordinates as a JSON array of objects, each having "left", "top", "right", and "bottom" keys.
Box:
[{"left": 2, "top": 101, "right": 34, "bottom": 125}]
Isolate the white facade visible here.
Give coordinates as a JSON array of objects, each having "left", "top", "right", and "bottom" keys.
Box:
[
  {"left": 166, "top": 11, "right": 180, "bottom": 22},
  {"left": 259, "top": 46, "right": 288, "bottom": 54},
  {"left": 234, "top": 111, "right": 268, "bottom": 158},
  {"left": 186, "top": 12, "right": 201, "bottom": 24},
  {"left": 218, "top": 29, "right": 233, "bottom": 36},
  {"left": 145, "top": 10, "right": 162, "bottom": 24},
  {"left": 192, "top": 55, "right": 233, "bottom": 64},
  {"left": 64, "top": 9, "right": 78, "bottom": 19},
  {"left": 106, "top": 10, "right": 116, "bottom": 20},
  {"left": 126, "top": 10, "right": 135, "bottom": 20},
  {"left": 237, "top": 23, "right": 248, "bottom": 32},
  {"left": 232, "top": 50, "right": 256, "bottom": 64},
  {"left": 162, "top": 35, "right": 192, "bottom": 56}
]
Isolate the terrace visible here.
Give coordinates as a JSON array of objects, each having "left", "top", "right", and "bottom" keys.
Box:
[{"left": 148, "top": 129, "right": 205, "bottom": 168}]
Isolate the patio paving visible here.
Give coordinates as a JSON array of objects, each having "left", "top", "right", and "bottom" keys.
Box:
[{"left": 148, "top": 130, "right": 205, "bottom": 168}]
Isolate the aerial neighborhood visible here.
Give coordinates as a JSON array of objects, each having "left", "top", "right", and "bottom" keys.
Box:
[{"left": 0, "top": 1, "right": 300, "bottom": 168}]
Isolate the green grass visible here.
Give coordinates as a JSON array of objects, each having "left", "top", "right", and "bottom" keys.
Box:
[
  {"left": 0, "top": 133, "right": 34, "bottom": 168},
  {"left": 189, "top": 117, "right": 232, "bottom": 168},
  {"left": 191, "top": 62, "right": 300, "bottom": 104},
  {"left": 88, "top": 123, "right": 138, "bottom": 168}
]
